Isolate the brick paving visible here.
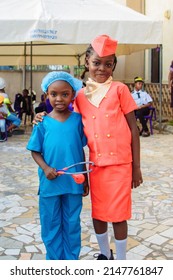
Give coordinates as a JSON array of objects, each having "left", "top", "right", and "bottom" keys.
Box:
[{"left": 0, "top": 125, "right": 173, "bottom": 260}]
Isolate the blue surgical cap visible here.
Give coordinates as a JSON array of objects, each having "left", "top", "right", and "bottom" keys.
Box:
[{"left": 41, "top": 71, "right": 82, "bottom": 95}]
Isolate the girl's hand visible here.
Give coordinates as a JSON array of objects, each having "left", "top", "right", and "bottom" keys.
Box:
[
  {"left": 83, "top": 181, "right": 89, "bottom": 197},
  {"left": 33, "top": 111, "right": 47, "bottom": 125},
  {"left": 132, "top": 167, "right": 143, "bottom": 188},
  {"left": 43, "top": 166, "right": 57, "bottom": 180}
]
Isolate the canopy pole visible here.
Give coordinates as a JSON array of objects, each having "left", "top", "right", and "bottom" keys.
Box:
[
  {"left": 30, "top": 41, "right": 33, "bottom": 94},
  {"left": 77, "top": 55, "right": 80, "bottom": 67},
  {"left": 22, "top": 43, "right": 26, "bottom": 89},
  {"left": 159, "top": 44, "right": 163, "bottom": 133}
]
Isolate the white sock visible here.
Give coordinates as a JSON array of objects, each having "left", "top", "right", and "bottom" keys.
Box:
[
  {"left": 96, "top": 231, "right": 110, "bottom": 259},
  {"left": 115, "top": 238, "right": 127, "bottom": 260}
]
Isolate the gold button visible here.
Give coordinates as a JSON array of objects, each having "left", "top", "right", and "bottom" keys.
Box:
[
  {"left": 98, "top": 153, "right": 102, "bottom": 157},
  {"left": 110, "top": 152, "right": 114, "bottom": 155},
  {"left": 105, "top": 114, "right": 109, "bottom": 118},
  {"left": 107, "top": 134, "right": 111, "bottom": 138},
  {"left": 92, "top": 115, "right": 96, "bottom": 119},
  {"left": 95, "top": 134, "right": 98, "bottom": 138}
]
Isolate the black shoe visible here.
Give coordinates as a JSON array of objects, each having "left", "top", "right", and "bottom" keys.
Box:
[
  {"left": 142, "top": 131, "right": 150, "bottom": 137},
  {"left": 96, "top": 253, "right": 108, "bottom": 260},
  {"left": 0, "top": 133, "right": 7, "bottom": 142},
  {"left": 7, "top": 131, "right": 13, "bottom": 137},
  {"left": 95, "top": 249, "right": 114, "bottom": 260},
  {"left": 0, "top": 138, "right": 7, "bottom": 142}
]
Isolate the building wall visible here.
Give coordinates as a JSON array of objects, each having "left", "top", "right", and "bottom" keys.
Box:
[
  {"left": 114, "top": 0, "right": 172, "bottom": 84},
  {"left": 145, "top": 0, "right": 173, "bottom": 83},
  {"left": 125, "top": 0, "right": 145, "bottom": 82},
  {"left": 112, "top": 0, "right": 145, "bottom": 83},
  {"left": 2, "top": 1, "right": 171, "bottom": 86},
  {"left": 0, "top": 70, "right": 47, "bottom": 103},
  {"left": 1, "top": 0, "right": 173, "bottom": 120}
]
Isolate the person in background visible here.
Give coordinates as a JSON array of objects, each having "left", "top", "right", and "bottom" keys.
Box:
[
  {"left": 0, "top": 77, "right": 21, "bottom": 134},
  {"left": 28, "top": 87, "right": 37, "bottom": 105},
  {"left": 35, "top": 93, "right": 48, "bottom": 114},
  {"left": 21, "top": 89, "right": 34, "bottom": 124},
  {"left": 131, "top": 77, "right": 153, "bottom": 137},
  {"left": 0, "top": 77, "right": 9, "bottom": 99},
  {"left": 168, "top": 60, "right": 173, "bottom": 108},
  {"left": 14, "top": 93, "right": 23, "bottom": 119},
  {"left": 33, "top": 35, "right": 143, "bottom": 260},
  {"left": 0, "top": 77, "right": 13, "bottom": 112},
  {"left": 27, "top": 71, "right": 89, "bottom": 260},
  {"left": 45, "top": 97, "right": 53, "bottom": 113},
  {"left": 4, "top": 99, "right": 21, "bottom": 134},
  {"left": 0, "top": 95, "right": 8, "bottom": 141}
]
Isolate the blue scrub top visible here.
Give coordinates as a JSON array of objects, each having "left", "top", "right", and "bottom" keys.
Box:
[{"left": 27, "top": 112, "right": 87, "bottom": 197}]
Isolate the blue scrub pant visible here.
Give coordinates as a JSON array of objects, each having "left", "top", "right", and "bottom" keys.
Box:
[
  {"left": 7, "top": 113, "right": 21, "bottom": 127},
  {"left": 39, "top": 194, "right": 82, "bottom": 260}
]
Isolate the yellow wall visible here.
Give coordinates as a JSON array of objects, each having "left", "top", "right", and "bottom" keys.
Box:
[
  {"left": 145, "top": 0, "right": 173, "bottom": 83},
  {"left": 114, "top": 0, "right": 146, "bottom": 83},
  {"left": 115, "top": 0, "right": 172, "bottom": 83},
  {"left": 0, "top": 70, "right": 47, "bottom": 103}
]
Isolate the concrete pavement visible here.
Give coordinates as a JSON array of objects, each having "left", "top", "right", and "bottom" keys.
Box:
[{"left": 0, "top": 125, "right": 173, "bottom": 260}]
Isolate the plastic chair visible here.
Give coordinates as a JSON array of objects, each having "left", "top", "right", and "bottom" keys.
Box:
[
  {"left": 144, "top": 106, "right": 156, "bottom": 135},
  {"left": 135, "top": 106, "right": 156, "bottom": 135}
]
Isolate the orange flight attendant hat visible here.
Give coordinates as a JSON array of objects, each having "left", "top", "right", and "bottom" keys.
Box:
[{"left": 91, "top": 35, "right": 118, "bottom": 57}]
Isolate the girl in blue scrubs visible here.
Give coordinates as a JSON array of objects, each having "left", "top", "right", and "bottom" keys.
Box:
[{"left": 27, "top": 71, "right": 89, "bottom": 260}]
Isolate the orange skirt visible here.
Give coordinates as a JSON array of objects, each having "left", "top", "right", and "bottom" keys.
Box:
[{"left": 89, "top": 163, "right": 132, "bottom": 222}]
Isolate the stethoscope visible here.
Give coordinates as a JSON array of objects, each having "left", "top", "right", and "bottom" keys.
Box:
[{"left": 56, "top": 161, "right": 94, "bottom": 184}]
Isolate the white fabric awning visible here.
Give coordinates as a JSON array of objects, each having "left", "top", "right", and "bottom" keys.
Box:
[{"left": 0, "top": 0, "right": 163, "bottom": 66}]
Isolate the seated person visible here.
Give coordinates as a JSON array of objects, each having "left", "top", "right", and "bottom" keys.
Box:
[
  {"left": 3, "top": 98, "right": 21, "bottom": 134},
  {"left": 0, "top": 77, "right": 21, "bottom": 134},
  {"left": 131, "top": 77, "right": 153, "bottom": 137},
  {"left": 0, "top": 96, "right": 8, "bottom": 141},
  {"left": 35, "top": 94, "right": 48, "bottom": 114}
]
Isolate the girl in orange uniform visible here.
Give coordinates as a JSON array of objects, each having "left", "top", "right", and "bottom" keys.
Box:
[{"left": 74, "top": 35, "right": 143, "bottom": 260}]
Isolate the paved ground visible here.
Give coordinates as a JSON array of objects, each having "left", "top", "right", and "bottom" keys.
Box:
[{"left": 0, "top": 124, "right": 173, "bottom": 260}]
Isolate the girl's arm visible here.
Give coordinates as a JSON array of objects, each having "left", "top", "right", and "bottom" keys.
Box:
[
  {"left": 82, "top": 149, "right": 89, "bottom": 197},
  {"left": 125, "top": 111, "right": 143, "bottom": 188},
  {"left": 31, "top": 151, "right": 57, "bottom": 180},
  {"left": 32, "top": 111, "right": 47, "bottom": 125}
]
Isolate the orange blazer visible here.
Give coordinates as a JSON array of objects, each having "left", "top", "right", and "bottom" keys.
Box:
[{"left": 75, "top": 81, "right": 137, "bottom": 166}]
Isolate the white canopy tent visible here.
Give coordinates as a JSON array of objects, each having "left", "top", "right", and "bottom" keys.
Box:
[
  {"left": 0, "top": 0, "right": 163, "bottom": 129},
  {"left": 0, "top": 0, "right": 162, "bottom": 66}
]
